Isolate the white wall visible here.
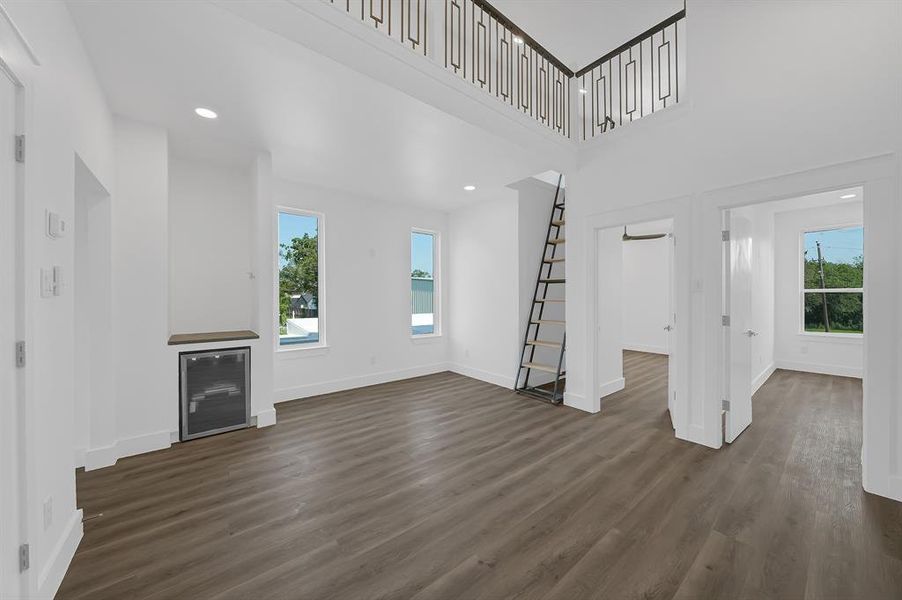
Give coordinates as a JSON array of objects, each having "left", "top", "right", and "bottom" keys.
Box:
[
  {"left": 621, "top": 222, "right": 672, "bottom": 355},
  {"left": 566, "top": 0, "right": 902, "bottom": 500},
  {"left": 774, "top": 201, "right": 864, "bottom": 378},
  {"left": 0, "top": 1, "right": 116, "bottom": 596},
  {"left": 271, "top": 178, "right": 450, "bottom": 401},
  {"left": 448, "top": 194, "right": 520, "bottom": 387},
  {"left": 110, "top": 118, "right": 172, "bottom": 460},
  {"left": 168, "top": 156, "right": 254, "bottom": 334}
]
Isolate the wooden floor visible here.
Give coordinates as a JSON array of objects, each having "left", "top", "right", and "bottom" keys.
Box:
[{"left": 59, "top": 351, "right": 902, "bottom": 599}]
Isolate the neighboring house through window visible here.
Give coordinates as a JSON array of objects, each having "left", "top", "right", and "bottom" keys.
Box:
[{"left": 411, "top": 229, "right": 438, "bottom": 336}]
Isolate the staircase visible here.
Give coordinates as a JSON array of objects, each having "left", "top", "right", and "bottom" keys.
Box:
[{"left": 515, "top": 176, "right": 566, "bottom": 405}]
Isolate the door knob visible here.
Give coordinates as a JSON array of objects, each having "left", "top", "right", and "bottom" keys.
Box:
[
  {"left": 663, "top": 325, "right": 673, "bottom": 331},
  {"left": 744, "top": 329, "right": 758, "bottom": 337}
]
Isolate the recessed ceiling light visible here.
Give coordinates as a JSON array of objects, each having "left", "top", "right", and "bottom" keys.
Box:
[
  {"left": 840, "top": 193, "right": 856, "bottom": 199},
  {"left": 512, "top": 35, "right": 524, "bottom": 45},
  {"left": 578, "top": 88, "right": 588, "bottom": 94},
  {"left": 194, "top": 107, "right": 218, "bottom": 119},
  {"left": 463, "top": 185, "right": 476, "bottom": 191}
]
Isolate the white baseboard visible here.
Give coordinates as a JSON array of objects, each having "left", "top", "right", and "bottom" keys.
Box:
[
  {"left": 599, "top": 377, "right": 625, "bottom": 399},
  {"left": 83, "top": 430, "right": 172, "bottom": 472},
  {"left": 564, "top": 391, "right": 597, "bottom": 413},
  {"left": 678, "top": 424, "right": 720, "bottom": 449},
  {"left": 274, "top": 362, "right": 449, "bottom": 403},
  {"left": 254, "top": 407, "right": 277, "bottom": 428},
  {"left": 774, "top": 359, "right": 862, "bottom": 379},
  {"left": 84, "top": 442, "right": 118, "bottom": 471},
  {"left": 36, "top": 508, "right": 83, "bottom": 599},
  {"left": 751, "top": 363, "right": 776, "bottom": 395},
  {"left": 447, "top": 363, "right": 514, "bottom": 389},
  {"left": 622, "top": 344, "right": 668, "bottom": 355}
]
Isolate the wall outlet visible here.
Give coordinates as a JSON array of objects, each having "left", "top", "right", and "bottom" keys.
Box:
[
  {"left": 43, "top": 496, "right": 53, "bottom": 531},
  {"left": 369, "top": 355, "right": 376, "bottom": 366},
  {"left": 800, "top": 345, "right": 809, "bottom": 355}
]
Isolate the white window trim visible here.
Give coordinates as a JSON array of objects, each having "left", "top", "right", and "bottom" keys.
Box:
[
  {"left": 411, "top": 227, "right": 441, "bottom": 339},
  {"left": 798, "top": 223, "right": 863, "bottom": 338},
  {"left": 275, "top": 207, "right": 327, "bottom": 353}
]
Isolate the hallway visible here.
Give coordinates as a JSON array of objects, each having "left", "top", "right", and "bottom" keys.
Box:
[{"left": 59, "top": 353, "right": 901, "bottom": 599}]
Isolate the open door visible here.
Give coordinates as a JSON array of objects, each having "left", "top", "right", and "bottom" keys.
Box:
[
  {"left": 0, "top": 64, "right": 26, "bottom": 599},
  {"left": 724, "top": 211, "right": 755, "bottom": 443},
  {"left": 665, "top": 232, "right": 676, "bottom": 429}
]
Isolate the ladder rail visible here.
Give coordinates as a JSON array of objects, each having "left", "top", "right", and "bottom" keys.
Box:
[
  {"left": 516, "top": 174, "right": 562, "bottom": 389},
  {"left": 515, "top": 173, "right": 566, "bottom": 403}
]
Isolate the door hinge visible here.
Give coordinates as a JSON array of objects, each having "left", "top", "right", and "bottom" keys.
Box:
[
  {"left": 15, "top": 341, "right": 25, "bottom": 368},
  {"left": 721, "top": 315, "right": 730, "bottom": 326},
  {"left": 19, "top": 543, "right": 29, "bottom": 572},
  {"left": 722, "top": 399, "right": 730, "bottom": 411},
  {"left": 721, "top": 230, "right": 730, "bottom": 242},
  {"left": 15, "top": 135, "right": 24, "bottom": 163}
]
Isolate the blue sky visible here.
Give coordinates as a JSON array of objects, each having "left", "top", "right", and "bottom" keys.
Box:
[
  {"left": 411, "top": 232, "right": 434, "bottom": 276},
  {"left": 803, "top": 226, "right": 863, "bottom": 264},
  {"left": 279, "top": 213, "right": 434, "bottom": 276},
  {"left": 278, "top": 213, "right": 317, "bottom": 267}
]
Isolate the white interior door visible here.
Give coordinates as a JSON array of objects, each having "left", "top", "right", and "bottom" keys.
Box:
[
  {"left": 0, "top": 67, "right": 25, "bottom": 598},
  {"left": 666, "top": 233, "right": 676, "bottom": 429},
  {"left": 725, "top": 212, "right": 754, "bottom": 443}
]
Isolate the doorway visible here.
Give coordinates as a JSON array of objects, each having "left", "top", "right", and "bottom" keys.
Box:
[
  {"left": 73, "top": 156, "right": 114, "bottom": 469},
  {"left": 722, "top": 188, "right": 864, "bottom": 442},
  {"left": 596, "top": 218, "right": 676, "bottom": 428}
]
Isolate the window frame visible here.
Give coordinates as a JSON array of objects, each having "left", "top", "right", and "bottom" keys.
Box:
[
  {"left": 275, "top": 207, "right": 327, "bottom": 352},
  {"left": 410, "top": 227, "right": 441, "bottom": 339},
  {"left": 798, "top": 223, "right": 863, "bottom": 338}
]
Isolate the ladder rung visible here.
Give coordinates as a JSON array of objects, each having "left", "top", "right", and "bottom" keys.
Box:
[
  {"left": 547, "top": 238, "right": 565, "bottom": 245},
  {"left": 539, "top": 278, "right": 565, "bottom": 284},
  {"left": 526, "top": 340, "right": 563, "bottom": 348},
  {"left": 552, "top": 219, "right": 565, "bottom": 226},
  {"left": 516, "top": 387, "right": 564, "bottom": 405},
  {"left": 543, "top": 257, "right": 565, "bottom": 263},
  {"left": 531, "top": 320, "right": 565, "bottom": 326},
  {"left": 534, "top": 299, "right": 565, "bottom": 303},
  {"left": 522, "top": 362, "right": 560, "bottom": 374},
  {"left": 554, "top": 203, "right": 565, "bottom": 209}
]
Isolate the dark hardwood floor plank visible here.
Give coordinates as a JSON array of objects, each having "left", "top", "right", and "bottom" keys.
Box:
[{"left": 57, "top": 354, "right": 902, "bottom": 600}]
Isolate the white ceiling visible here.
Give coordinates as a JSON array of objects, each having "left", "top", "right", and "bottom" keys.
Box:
[
  {"left": 491, "top": 0, "right": 684, "bottom": 72},
  {"left": 66, "top": 0, "right": 562, "bottom": 211}
]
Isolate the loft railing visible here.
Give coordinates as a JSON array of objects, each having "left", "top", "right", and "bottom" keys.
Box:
[
  {"left": 325, "top": 1, "right": 685, "bottom": 142},
  {"left": 442, "top": 0, "right": 571, "bottom": 138},
  {"left": 328, "top": 0, "right": 429, "bottom": 55},
  {"left": 576, "top": 10, "right": 686, "bottom": 141}
]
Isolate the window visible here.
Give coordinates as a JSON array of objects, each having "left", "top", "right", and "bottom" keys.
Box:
[
  {"left": 278, "top": 210, "right": 323, "bottom": 347},
  {"left": 802, "top": 226, "right": 863, "bottom": 334},
  {"left": 411, "top": 230, "right": 437, "bottom": 336}
]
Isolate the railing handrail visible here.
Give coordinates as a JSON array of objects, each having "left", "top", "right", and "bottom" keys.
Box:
[
  {"left": 468, "top": 0, "right": 574, "bottom": 77},
  {"left": 575, "top": 9, "right": 686, "bottom": 78}
]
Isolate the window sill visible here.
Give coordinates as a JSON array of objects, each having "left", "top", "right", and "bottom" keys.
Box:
[
  {"left": 411, "top": 334, "right": 443, "bottom": 344},
  {"left": 277, "top": 344, "right": 330, "bottom": 359},
  {"left": 797, "top": 332, "right": 863, "bottom": 344}
]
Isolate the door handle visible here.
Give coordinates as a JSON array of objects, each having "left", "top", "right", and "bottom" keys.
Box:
[
  {"left": 744, "top": 329, "right": 758, "bottom": 337},
  {"left": 663, "top": 325, "right": 673, "bottom": 331}
]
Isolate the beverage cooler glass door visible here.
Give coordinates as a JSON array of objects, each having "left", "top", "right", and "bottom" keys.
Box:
[{"left": 180, "top": 347, "right": 251, "bottom": 440}]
